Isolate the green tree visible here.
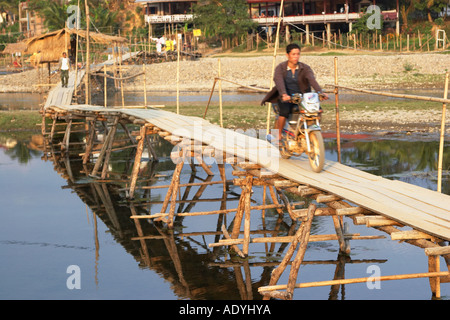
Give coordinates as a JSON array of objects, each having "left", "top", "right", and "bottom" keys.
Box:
[
  {"left": 414, "top": 0, "right": 448, "bottom": 23},
  {"left": 28, "top": 0, "right": 120, "bottom": 33},
  {"left": 90, "top": 6, "right": 119, "bottom": 33},
  {"left": 191, "top": 0, "right": 256, "bottom": 43}
]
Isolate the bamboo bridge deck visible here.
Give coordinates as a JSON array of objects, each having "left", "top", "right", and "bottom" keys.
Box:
[
  {"left": 39, "top": 56, "right": 450, "bottom": 298},
  {"left": 44, "top": 104, "right": 450, "bottom": 242}
]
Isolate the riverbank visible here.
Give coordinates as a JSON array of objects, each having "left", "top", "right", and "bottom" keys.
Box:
[
  {"left": 0, "top": 52, "right": 449, "bottom": 93},
  {"left": 2, "top": 99, "right": 448, "bottom": 137}
]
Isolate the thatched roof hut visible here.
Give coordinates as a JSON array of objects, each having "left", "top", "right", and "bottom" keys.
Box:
[
  {"left": 2, "top": 42, "right": 27, "bottom": 55},
  {"left": 25, "top": 28, "right": 127, "bottom": 64}
]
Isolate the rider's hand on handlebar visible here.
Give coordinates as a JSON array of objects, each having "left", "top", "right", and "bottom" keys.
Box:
[
  {"left": 281, "top": 94, "right": 291, "bottom": 102},
  {"left": 319, "top": 93, "right": 329, "bottom": 101}
]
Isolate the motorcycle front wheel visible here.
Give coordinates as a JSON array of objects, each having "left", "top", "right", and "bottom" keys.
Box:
[{"left": 308, "top": 131, "right": 325, "bottom": 173}]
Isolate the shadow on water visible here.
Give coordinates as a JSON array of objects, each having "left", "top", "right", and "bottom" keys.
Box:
[{"left": 0, "top": 131, "right": 449, "bottom": 300}]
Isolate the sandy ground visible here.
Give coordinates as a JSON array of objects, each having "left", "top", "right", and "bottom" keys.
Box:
[
  {"left": 319, "top": 108, "right": 449, "bottom": 136},
  {"left": 1, "top": 52, "right": 449, "bottom": 93}
]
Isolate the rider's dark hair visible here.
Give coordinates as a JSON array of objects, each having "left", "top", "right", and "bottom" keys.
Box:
[{"left": 286, "top": 43, "right": 301, "bottom": 54}]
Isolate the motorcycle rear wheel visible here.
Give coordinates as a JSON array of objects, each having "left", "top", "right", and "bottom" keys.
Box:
[{"left": 308, "top": 131, "right": 325, "bottom": 173}]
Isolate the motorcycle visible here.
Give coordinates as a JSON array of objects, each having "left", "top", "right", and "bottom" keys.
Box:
[{"left": 274, "top": 92, "right": 326, "bottom": 173}]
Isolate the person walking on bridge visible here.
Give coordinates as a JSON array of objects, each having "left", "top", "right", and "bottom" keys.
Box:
[{"left": 59, "top": 52, "right": 70, "bottom": 88}]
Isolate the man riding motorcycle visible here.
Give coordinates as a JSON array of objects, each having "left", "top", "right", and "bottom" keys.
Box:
[{"left": 261, "top": 43, "right": 328, "bottom": 144}]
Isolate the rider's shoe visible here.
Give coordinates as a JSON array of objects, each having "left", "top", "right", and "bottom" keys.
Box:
[{"left": 266, "top": 134, "right": 281, "bottom": 148}]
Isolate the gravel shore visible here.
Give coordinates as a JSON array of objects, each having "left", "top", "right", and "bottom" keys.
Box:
[
  {"left": 1, "top": 52, "right": 449, "bottom": 93},
  {"left": 129, "top": 51, "right": 450, "bottom": 92}
]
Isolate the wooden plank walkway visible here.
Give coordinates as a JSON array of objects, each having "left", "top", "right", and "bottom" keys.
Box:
[
  {"left": 44, "top": 69, "right": 85, "bottom": 109},
  {"left": 44, "top": 104, "right": 450, "bottom": 241}
]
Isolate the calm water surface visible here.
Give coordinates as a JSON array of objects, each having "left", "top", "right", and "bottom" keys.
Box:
[
  {"left": 0, "top": 131, "right": 449, "bottom": 300},
  {"left": 0, "top": 88, "right": 446, "bottom": 110}
]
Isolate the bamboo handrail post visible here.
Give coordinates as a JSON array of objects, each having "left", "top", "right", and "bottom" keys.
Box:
[
  {"left": 104, "top": 65, "right": 107, "bottom": 108},
  {"left": 143, "top": 63, "right": 147, "bottom": 107},
  {"left": 334, "top": 57, "right": 341, "bottom": 163},
  {"left": 119, "top": 46, "right": 125, "bottom": 108},
  {"left": 218, "top": 59, "right": 223, "bottom": 128},
  {"left": 267, "top": 0, "right": 285, "bottom": 135},
  {"left": 437, "top": 72, "right": 449, "bottom": 193},
  {"left": 84, "top": 0, "right": 90, "bottom": 105},
  {"left": 176, "top": 34, "right": 180, "bottom": 115}
]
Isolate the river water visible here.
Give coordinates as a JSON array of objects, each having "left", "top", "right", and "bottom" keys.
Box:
[
  {"left": 0, "top": 88, "right": 447, "bottom": 110},
  {"left": 0, "top": 91, "right": 449, "bottom": 300}
]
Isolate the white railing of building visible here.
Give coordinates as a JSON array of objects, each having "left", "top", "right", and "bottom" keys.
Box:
[
  {"left": 145, "top": 14, "right": 193, "bottom": 24},
  {"left": 252, "top": 12, "right": 361, "bottom": 25}
]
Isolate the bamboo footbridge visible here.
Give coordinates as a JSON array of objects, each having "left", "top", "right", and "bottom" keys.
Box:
[{"left": 39, "top": 58, "right": 450, "bottom": 300}]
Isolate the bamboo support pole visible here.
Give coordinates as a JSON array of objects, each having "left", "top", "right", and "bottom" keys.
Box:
[
  {"left": 159, "top": 160, "right": 183, "bottom": 211},
  {"left": 221, "top": 224, "right": 245, "bottom": 258},
  {"left": 262, "top": 204, "right": 315, "bottom": 300},
  {"left": 90, "top": 117, "right": 118, "bottom": 177},
  {"left": 243, "top": 175, "right": 253, "bottom": 255},
  {"left": 259, "top": 271, "right": 450, "bottom": 293},
  {"left": 128, "top": 124, "right": 147, "bottom": 199},
  {"left": 208, "top": 233, "right": 383, "bottom": 247},
  {"left": 62, "top": 119, "right": 72, "bottom": 152},
  {"left": 50, "top": 113, "right": 58, "bottom": 141},
  {"left": 101, "top": 117, "right": 119, "bottom": 179},
  {"left": 82, "top": 119, "right": 96, "bottom": 164},
  {"left": 165, "top": 165, "right": 182, "bottom": 227},
  {"left": 130, "top": 202, "right": 301, "bottom": 220},
  {"left": 437, "top": 72, "right": 449, "bottom": 193}
]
